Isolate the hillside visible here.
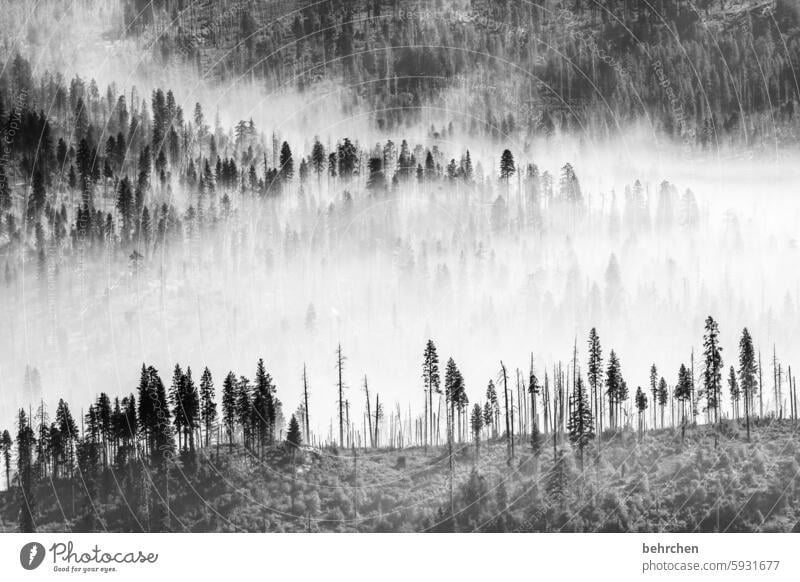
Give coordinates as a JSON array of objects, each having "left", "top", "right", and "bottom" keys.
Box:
[
  {"left": 2, "top": 419, "right": 799, "bottom": 533},
  {"left": 122, "top": 0, "right": 800, "bottom": 145}
]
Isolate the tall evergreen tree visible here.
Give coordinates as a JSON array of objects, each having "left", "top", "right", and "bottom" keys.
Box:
[
  {"left": 1, "top": 429, "right": 12, "bottom": 491},
  {"left": 16, "top": 409, "right": 36, "bottom": 532},
  {"left": 738, "top": 327, "right": 757, "bottom": 441},
  {"left": 657, "top": 377, "right": 668, "bottom": 428},
  {"left": 222, "top": 371, "right": 237, "bottom": 447},
  {"left": 635, "top": 386, "right": 648, "bottom": 435},
  {"left": 605, "top": 350, "right": 622, "bottom": 430},
  {"left": 286, "top": 414, "right": 302, "bottom": 448},
  {"left": 703, "top": 316, "right": 723, "bottom": 424},
  {"left": 200, "top": 367, "right": 217, "bottom": 447},
  {"left": 470, "top": 403, "right": 484, "bottom": 456},
  {"left": 279, "top": 141, "right": 294, "bottom": 181},
  {"left": 421, "top": 340, "right": 440, "bottom": 449},
  {"left": 499, "top": 149, "right": 515, "bottom": 182},
  {"left": 567, "top": 375, "right": 594, "bottom": 469},
  {"left": 587, "top": 328, "right": 603, "bottom": 432}
]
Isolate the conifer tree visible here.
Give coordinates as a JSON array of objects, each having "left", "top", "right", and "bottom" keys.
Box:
[
  {"left": 528, "top": 364, "right": 542, "bottom": 454},
  {"left": 738, "top": 327, "right": 757, "bottom": 441},
  {"left": 657, "top": 377, "right": 668, "bottom": 428},
  {"left": 635, "top": 387, "right": 648, "bottom": 436},
  {"left": 422, "top": 339, "right": 440, "bottom": 449},
  {"left": 649, "top": 364, "right": 658, "bottom": 430},
  {"left": 587, "top": 328, "right": 603, "bottom": 432},
  {"left": 605, "top": 350, "right": 622, "bottom": 430},
  {"left": 674, "top": 364, "right": 693, "bottom": 440},
  {"left": 311, "top": 138, "right": 326, "bottom": 180},
  {"left": 221, "top": 371, "right": 237, "bottom": 448},
  {"left": 286, "top": 414, "right": 302, "bottom": 448},
  {"left": 236, "top": 376, "right": 252, "bottom": 449},
  {"left": 499, "top": 149, "right": 515, "bottom": 182},
  {"left": 199, "top": 367, "right": 217, "bottom": 447},
  {"left": 55, "top": 399, "right": 77, "bottom": 478},
  {"left": 279, "top": 141, "right": 294, "bottom": 181},
  {"left": 470, "top": 403, "right": 483, "bottom": 456},
  {"left": 567, "top": 375, "right": 594, "bottom": 469},
  {"left": 16, "top": 409, "right": 36, "bottom": 532},
  {"left": 728, "top": 366, "right": 740, "bottom": 421},
  {"left": 1, "top": 429, "right": 12, "bottom": 490},
  {"left": 703, "top": 316, "right": 723, "bottom": 424},
  {"left": 485, "top": 380, "right": 499, "bottom": 437}
]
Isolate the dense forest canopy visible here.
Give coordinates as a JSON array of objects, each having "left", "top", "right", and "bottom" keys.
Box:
[{"left": 117, "top": 0, "right": 800, "bottom": 145}]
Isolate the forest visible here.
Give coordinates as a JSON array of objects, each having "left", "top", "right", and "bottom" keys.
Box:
[
  {"left": 125, "top": 0, "right": 800, "bottom": 145},
  {"left": 1, "top": 0, "right": 800, "bottom": 533},
  {"left": 1, "top": 325, "right": 799, "bottom": 532}
]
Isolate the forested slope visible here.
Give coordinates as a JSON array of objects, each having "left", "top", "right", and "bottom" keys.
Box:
[{"left": 126, "top": 0, "right": 800, "bottom": 145}]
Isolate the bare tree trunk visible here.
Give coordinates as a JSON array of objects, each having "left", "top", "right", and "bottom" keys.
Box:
[
  {"left": 501, "top": 361, "right": 511, "bottom": 463},
  {"left": 303, "top": 364, "right": 310, "bottom": 443},
  {"left": 337, "top": 344, "right": 345, "bottom": 447},
  {"left": 364, "top": 376, "right": 373, "bottom": 448}
]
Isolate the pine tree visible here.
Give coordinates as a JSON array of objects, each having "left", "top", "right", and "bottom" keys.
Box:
[
  {"left": 470, "top": 403, "right": 483, "bottom": 456},
  {"left": 657, "top": 377, "right": 668, "bottom": 428},
  {"left": 55, "top": 398, "right": 77, "bottom": 478},
  {"left": 605, "top": 350, "right": 622, "bottom": 430},
  {"left": 1, "top": 429, "right": 12, "bottom": 490},
  {"left": 422, "top": 339, "right": 440, "bottom": 449},
  {"left": 738, "top": 327, "right": 757, "bottom": 441},
  {"left": 199, "top": 367, "right": 217, "bottom": 448},
  {"left": 182, "top": 367, "right": 200, "bottom": 453},
  {"left": 728, "top": 366, "right": 740, "bottom": 421},
  {"left": 674, "top": 364, "right": 693, "bottom": 440},
  {"left": 221, "top": 371, "right": 237, "bottom": 447},
  {"left": 499, "top": 149, "right": 515, "bottom": 182},
  {"left": 649, "top": 364, "right": 658, "bottom": 430},
  {"left": 95, "top": 393, "right": 112, "bottom": 468},
  {"left": 236, "top": 376, "right": 252, "bottom": 449},
  {"left": 311, "top": 137, "right": 326, "bottom": 180},
  {"left": 567, "top": 375, "right": 594, "bottom": 469},
  {"left": 703, "top": 316, "right": 723, "bottom": 424},
  {"left": 546, "top": 449, "right": 570, "bottom": 510},
  {"left": 279, "top": 141, "right": 294, "bottom": 181},
  {"left": 635, "top": 387, "right": 648, "bottom": 436},
  {"left": 16, "top": 409, "right": 36, "bottom": 532},
  {"left": 286, "top": 414, "right": 302, "bottom": 448},
  {"left": 587, "top": 328, "right": 603, "bottom": 433},
  {"left": 169, "top": 364, "right": 186, "bottom": 450},
  {"left": 528, "top": 364, "right": 542, "bottom": 454}
]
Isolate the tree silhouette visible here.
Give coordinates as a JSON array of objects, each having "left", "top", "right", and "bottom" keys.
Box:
[
  {"left": 470, "top": 403, "right": 483, "bottom": 457},
  {"left": 738, "top": 327, "right": 758, "bottom": 441},
  {"left": 16, "top": 409, "right": 36, "bottom": 532},
  {"left": 422, "top": 339, "right": 440, "bottom": 450},
  {"left": 587, "top": 328, "right": 603, "bottom": 432},
  {"left": 1, "top": 430, "right": 11, "bottom": 491},
  {"left": 703, "top": 316, "right": 723, "bottom": 425},
  {"left": 221, "top": 372, "right": 237, "bottom": 448},
  {"left": 567, "top": 375, "right": 594, "bottom": 469},
  {"left": 499, "top": 149, "right": 515, "bottom": 182},
  {"left": 286, "top": 414, "right": 302, "bottom": 448},
  {"left": 200, "top": 367, "right": 217, "bottom": 448}
]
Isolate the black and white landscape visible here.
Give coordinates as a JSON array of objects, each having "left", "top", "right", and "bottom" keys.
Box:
[{"left": 1, "top": 0, "right": 800, "bottom": 533}]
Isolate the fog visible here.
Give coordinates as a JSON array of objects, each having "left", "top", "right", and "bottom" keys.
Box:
[{"left": 2, "top": 1, "right": 799, "bottom": 439}]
